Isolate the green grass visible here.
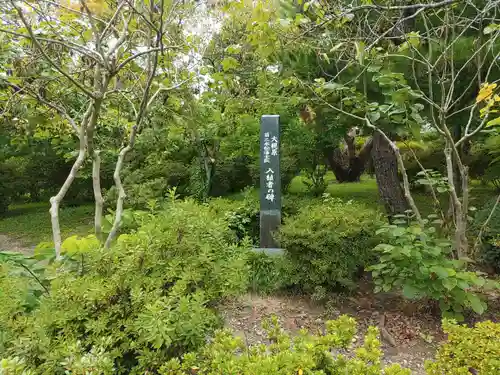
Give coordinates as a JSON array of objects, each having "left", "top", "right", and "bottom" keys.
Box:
[
  {"left": 1, "top": 175, "right": 497, "bottom": 246},
  {"left": 0, "top": 203, "right": 94, "bottom": 245},
  {"left": 288, "top": 174, "right": 497, "bottom": 217},
  {"left": 229, "top": 173, "right": 497, "bottom": 217}
]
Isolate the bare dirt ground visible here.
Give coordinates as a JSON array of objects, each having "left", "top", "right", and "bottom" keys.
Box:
[
  {"left": 0, "top": 234, "right": 33, "bottom": 255},
  {"left": 220, "top": 282, "right": 499, "bottom": 375},
  {"left": 220, "top": 294, "right": 438, "bottom": 374}
]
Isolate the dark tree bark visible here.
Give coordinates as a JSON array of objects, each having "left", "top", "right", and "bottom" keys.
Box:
[
  {"left": 324, "top": 136, "right": 373, "bottom": 183},
  {"left": 371, "top": 132, "right": 407, "bottom": 216}
]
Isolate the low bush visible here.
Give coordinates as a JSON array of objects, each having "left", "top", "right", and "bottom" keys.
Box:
[
  {"left": 0, "top": 200, "right": 250, "bottom": 374},
  {"left": 0, "top": 263, "right": 42, "bottom": 354},
  {"left": 278, "top": 198, "right": 382, "bottom": 297},
  {"left": 473, "top": 197, "right": 500, "bottom": 272},
  {"left": 404, "top": 141, "right": 446, "bottom": 190},
  {"left": 0, "top": 162, "right": 16, "bottom": 214},
  {"left": 246, "top": 252, "right": 290, "bottom": 294},
  {"left": 208, "top": 192, "right": 315, "bottom": 248},
  {"left": 482, "top": 163, "right": 500, "bottom": 190},
  {"left": 425, "top": 320, "right": 500, "bottom": 375},
  {"left": 209, "top": 156, "right": 255, "bottom": 197},
  {"left": 370, "top": 221, "right": 498, "bottom": 319},
  {"left": 106, "top": 160, "right": 191, "bottom": 209},
  {"left": 213, "top": 191, "right": 260, "bottom": 245},
  {"left": 161, "top": 315, "right": 411, "bottom": 375}
]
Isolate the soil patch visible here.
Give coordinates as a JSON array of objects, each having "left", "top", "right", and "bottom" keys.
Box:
[
  {"left": 220, "top": 290, "right": 446, "bottom": 375},
  {"left": 0, "top": 234, "right": 34, "bottom": 255}
]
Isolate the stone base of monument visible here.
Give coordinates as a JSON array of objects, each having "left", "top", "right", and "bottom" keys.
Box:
[{"left": 253, "top": 247, "right": 284, "bottom": 255}]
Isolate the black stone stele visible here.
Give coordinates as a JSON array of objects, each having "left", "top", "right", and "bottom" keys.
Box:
[{"left": 259, "top": 115, "right": 282, "bottom": 250}]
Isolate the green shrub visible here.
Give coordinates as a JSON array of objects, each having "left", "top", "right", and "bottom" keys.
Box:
[
  {"left": 247, "top": 252, "right": 289, "bottom": 294},
  {"left": 472, "top": 197, "right": 500, "bottom": 273},
  {"left": 209, "top": 156, "right": 255, "bottom": 197},
  {"left": 0, "top": 200, "right": 250, "bottom": 374},
  {"left": 278, "top": 199, "right": 382, "bottom": 296},
  {"left": 106, "top": 160, "right": 191, "bottom": 209},
  {"left": 160, "top": 315, "right": 411, "bottom": 375},
  {"left": 425, "top": 320, "right": 500, "bottom": 375},
  {"left": 404, "top": 140, "right": 446, "bottom": 188},
  {"left": 482, "top": 163, "right": 500, "bottom": 190},
  {"left": 0, "top": 263, "right": 39, "bottom": 354},
  {"left": 0, "top": 162, "right": 15, "bottom": 214},
  {"left": 207, "top": 190, "right": 260, "bottom": 245},
  {"left": 370, "top": 221, "right": 498, "bottom": 319}
]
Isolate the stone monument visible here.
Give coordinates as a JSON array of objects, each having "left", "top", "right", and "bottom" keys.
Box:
[{"left": 259, "top": 115, "right": 282, "bottom": 253}]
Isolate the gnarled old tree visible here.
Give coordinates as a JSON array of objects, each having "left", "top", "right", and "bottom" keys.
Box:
[
  {"left": 324, "top": 127, "right": 373, "bottom": 183},
  {"left": 0, "top": 0, "right": 194, "bottom": 257}
]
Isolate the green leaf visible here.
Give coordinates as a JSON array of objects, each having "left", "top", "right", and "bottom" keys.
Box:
[
  {"left": 225, "top": 44, "right": 242, "bottom": 54},
  {"left": 391, "top": 227, "right": 406, "bottom": 237},
  {"left": 354, "top": 41, "right": 365, "bottom": 64},
  {"left": 486, "top": 117, "right": 500, "bottom": 127},
  {"left": 83, "top": 29, "right": 93, "bottom": 41},
  {"left": 473, "top": 277, "right": 486, "bottom": 287},
  {"left": 484, "top": 23, "right": 500, "bottom": 34},
  {"left": 403, "top": 284, "right": 420, "bottom": 299},
  {"left": 374, "top": 243, "right": 394, "bottom": 252},
  {"left": 442, "top": 278, "right": 457, "bottom": 291},
  {"left": 467, "top": 294, "right": 485, "bottom": 314},
  {"left": 323, "top": 82, "right": 344, "bottom": 91},
  {"left": 330, "top": 42, "right": 344, "bottom": 52},
  {"left": 431, "top": 266, "right": 449, "bottom": 279},
  {"left": 367, "top": 64, "right": 381, "bottom": 73},
  {"left": 221, "top": 57, "right": 239, "bottom": 72},
  {"left": 367, "top": 111, "right": 380, "bottom": 123}
]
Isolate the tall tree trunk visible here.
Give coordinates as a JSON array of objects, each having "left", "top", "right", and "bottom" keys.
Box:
[{"left": 371, "top": 132, "right": 407, "bottom": 217}]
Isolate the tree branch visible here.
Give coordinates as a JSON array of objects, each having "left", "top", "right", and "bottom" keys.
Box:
[
  {"left": 6, "top": 81, "right": 80, "bottom": 135},
  {"left": 114, "top": 47, "right": 164, "bottom": 72},
  {"left": 12, "top": 2, "right": 97, "bottom": 99},
  {"left": 404, "top": 141, "right": 446, "bottom": 223},
  {"left": 0, "top": 27, "right": 102, "bottom": 62}
]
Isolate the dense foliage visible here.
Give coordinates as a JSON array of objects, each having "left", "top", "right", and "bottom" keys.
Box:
[
  {"left": 473, "top": 196, "right": 500, "bottom": 272},
  {"left": 370, "top": 220, "right": 497, "bottom": 319},
  {"left": 1, "top": 0, "right": 500, "bottom": 373},
  {"left": 425, "top": 320, "right": 500, "bottom": 375},
  {"left": 160, "top": 317, "right": 500, "bottom": 375},
  {"left": 278, "top": 198, "right": 382, "bottom": 297},
  {"left": 162, "top": 315, "right": 411, "bottom": 375},
  {"left": 0, "top": 200, "right": 250, "bottom": 374}
]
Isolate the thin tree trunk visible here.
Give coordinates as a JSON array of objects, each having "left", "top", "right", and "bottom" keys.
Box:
[
  {"left": 93, "top": 150, "right": 104, "bottom": 242},
  {"left": 49, "top": 106, "right": 91, "bottom": 259},
  {"left": 50, "top": 152, "right": 86, "bottom": 259},
  {"left": 371, "top": 132, "right": 407, "bottom": 218},
  {"left": 105, "top": 144, "right": 132, "bottom": 248},
  {"left": 445, "top": 146, "right": 468, "bottom": 257},
  {"left": 203, "top": 158, "right": 214, "bottom": 198},
  {"left": 105, "top": 16, "right": 161, "bottom": 248}
]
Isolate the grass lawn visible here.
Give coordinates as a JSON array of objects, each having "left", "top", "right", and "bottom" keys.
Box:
[
  {"left": 1, "top": 174, "right": 496, "bottom": 246},
  {"left": 0, "top": 202, "right": 94, "bottom": 246},
  {"left": 288, "top": 173, "right": 497, "bottom": 217}
]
